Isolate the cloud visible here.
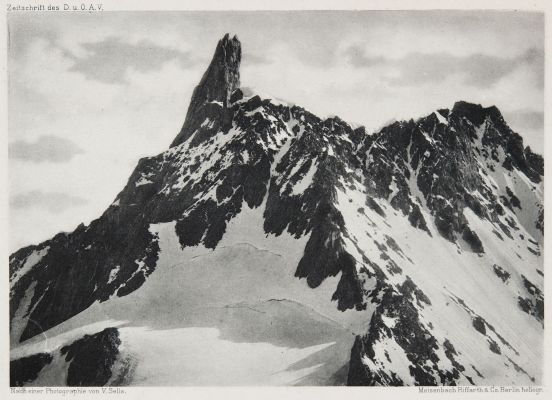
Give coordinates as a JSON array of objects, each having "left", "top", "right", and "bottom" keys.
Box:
[
  {"left": 10, "top": 191, "right": 88, "bottom": 213},
  {"left": 504, "top": 110, "right": 544, "bottom": 131},
  {"left": 68, "top": 37, "right": 196, "bottom": 84},
  {"left": 9, "top": 135, "right": 84, "bottom": 163},
  {"left": 344, "top": 45, "right": 386, "bottom": 68},
  {"left": 242, "top": 51, "right": 272, "bottom": 65},
  {"left": 346, "top": 46, "right": 543, "bottom": 89}
]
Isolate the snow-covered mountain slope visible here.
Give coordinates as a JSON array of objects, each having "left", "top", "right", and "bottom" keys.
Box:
[
  {"left": 346, "top": 106, "right": 544, "bottom": 384},
  {"left": 10, "top": 34, "right": 543, "bottom": 387}
]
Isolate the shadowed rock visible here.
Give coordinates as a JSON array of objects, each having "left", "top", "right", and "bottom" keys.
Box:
[{"left": 171, "top": 34, "right": 241, "bottom": 147}]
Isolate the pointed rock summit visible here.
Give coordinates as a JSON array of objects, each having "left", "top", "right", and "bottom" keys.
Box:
[{"left": 171, "top": 34, "right": 242, "bottom": 147}]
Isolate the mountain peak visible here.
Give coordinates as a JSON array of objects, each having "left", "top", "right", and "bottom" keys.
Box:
[
  {"left": 451, "top": 100, "right": 504, "bottom": 126},
  {"left": 170, "top": 34, "right": 242, "bottom": 147},
  {"left": 218, "top": 33, "right": 241, "bottom": 64}
]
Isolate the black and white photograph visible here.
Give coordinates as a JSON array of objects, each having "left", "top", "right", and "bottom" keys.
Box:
[{"left": 5, "top": 0, "right": 548, "bottom": 392}]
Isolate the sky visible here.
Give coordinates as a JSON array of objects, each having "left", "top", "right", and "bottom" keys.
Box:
[{"left": 8, "top": 11, "right": 544, "bottom": 252}]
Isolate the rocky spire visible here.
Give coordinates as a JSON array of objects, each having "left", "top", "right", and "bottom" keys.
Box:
[{"left": 171, "top": 34, "right": 242, "bottom": 147}]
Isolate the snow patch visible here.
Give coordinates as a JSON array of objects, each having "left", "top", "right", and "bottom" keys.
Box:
[
  {"left": 108, "top": 266, "right": 120, "bottom": 284},
  {"left": 10, "top": 247, "right": 49, "bottom": 289},
  {"left": 291, "top": 160, "right": 318, "bottom": 196},
  {"left": 434, "top": 111, "right": 448, "bottom": 125}
]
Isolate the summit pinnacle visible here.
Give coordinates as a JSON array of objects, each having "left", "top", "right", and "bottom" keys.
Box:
[{"left": 171, "top": 34, "right": 242, "bottom": 147}]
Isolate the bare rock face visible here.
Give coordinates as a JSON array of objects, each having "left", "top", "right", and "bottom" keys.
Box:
[
  {"left": 171, "top": 34, "right": 241, "bottom": 148},
  {"left": 10, "top": 328, "right": 121, "bottom": 386},
  {"left": 10, "top": 353, "right": 53, "bottom": 386}
]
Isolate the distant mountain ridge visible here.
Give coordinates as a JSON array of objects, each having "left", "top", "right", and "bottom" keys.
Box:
[{"left": 10, "top": 34, "right": 543, "bottom": 387}]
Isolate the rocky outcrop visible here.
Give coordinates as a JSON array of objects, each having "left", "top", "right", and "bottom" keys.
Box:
[
  {"left": 61, "top": 328, "right": 121, "bottom": 386},
  {"left": 10, "top": 328, "right": 121, "bottom": 387},
  {"left": 10, "top": 353, "right": 53, "bottom": 386},
  {"left": 171, "top": 33, "right": 241, "bottom": 147}
]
